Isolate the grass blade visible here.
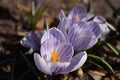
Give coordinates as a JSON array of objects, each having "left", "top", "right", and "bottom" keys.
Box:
[{"left": 88, "top": 54, "right": 115, "bottom": 74}]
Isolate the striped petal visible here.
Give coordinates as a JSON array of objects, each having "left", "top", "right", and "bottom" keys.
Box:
[
  {"left": 34, "top": 53, "right": 52, "bottom": 75},
  {"left": 59, "top": 10, "right": 66, "bottom": 21},
  {"left": 57, "top": 43, "right": 74, "bottom": 62},
  {"left": 68, "top": 6, "right": 86, "bottom": 20},
  {"left": 93, "top": 16, "right": 106, "bottom": 24},
  {"left": 41, "top": 39, "right": 54, "bottom": 61},
  {"left": 48, "top": 62, "right": 70, "bottom": 74},
  {"left": 66, "top": 51, "right": 87, "bottom": 72},
  {"left": 57, "top": 17, "right": 68, "bottom": 39},
  {"left": 68, "top": 22, "right": 98, "bottom": 51},
  {"left": 82, "top": 13, "right": 94, "bottom": 21},
  {"left": 87, "top": 21, "right": 101, "bottom": 38},
  {"left": 41, "top": 27, "right": 67, "bottom": 47},
  {"left": 93, "top": 16, "right": 110, "bottom": 38},
  {"left": 20, "top": 31, "right": 43, "bottom": 54}
]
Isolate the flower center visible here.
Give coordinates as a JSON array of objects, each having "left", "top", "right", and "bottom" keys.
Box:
[
  {"left": 75, "top": 16, "right": 80, "bottom": 22},
  {"left": 51, "top": 51, "right": 60, "bottom": 62}
]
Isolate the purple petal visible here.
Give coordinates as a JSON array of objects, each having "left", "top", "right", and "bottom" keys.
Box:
[
  {"left": 66, "top": 51, "right": 87, "bottom": 72},
  {"left": 20, "top": 31, "right": 42, "bottom": 50},
  {"left": 41, "top": 27, "right": 67, "bottom": 47},
  {"left": 41, "top": 39, "right": 54, "bottom": 61},
  {"left": 68, "top": 6, "right": 86, "bottom": 19},
  {"left": 34, "top": 53, "right": 52, "bottom": 75},
  {"left": 93, "top": 16, "right": 106, "bottom": 24},
  {"left": 25, "top": 48, "right": 34, "bottom": 54},
  {"left": 93, "top": 16, "right": 110, "bottom": 38},
  {"left": 68, "top": 6, "right": 86, "bottom": 22},
  {"left": 99, "top": 24, "right": 110, "bottom": 38},
  {"left": 57, "top": 18, "right": 68, "bottom": 40},
  {"left": 82, "top": 13, "right": 95, "bottom": 21},
  {"left": 48, "top": 62, "right": 70, "bottom": 74},
  {"left": 88, "top": 21, "right": 101, "bottom": 38},
  {"left": 68, "top": 22, "right": 98, "bottom": 51},
  {"left": 20, "top": 37, "right": 32, "bottom": 48},
  {"left": 59, "top": 10, "right": 66, "bottom": 21},
  {"left": 57, "top": 43, "right": 74, "bottom": 62}
]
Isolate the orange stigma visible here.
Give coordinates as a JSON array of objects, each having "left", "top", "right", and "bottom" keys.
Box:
[
  {"left": 51, "top": 51, "right": 60, "bottom": 62},
  {"left": 75, "top": 16, "right": 80, "bottom": 22}
]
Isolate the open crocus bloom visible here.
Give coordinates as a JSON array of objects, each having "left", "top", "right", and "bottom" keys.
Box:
[
  {"left": 58, "top": 6, "right": 94, "bottom": 31},
  {"left": 58, "top": 6, "right": 102, "bottom": 51},
  {"left": 58, "top": 19, "right": 101, "bottom": 51},
  {"left": 34, "top": 28, "right": 87, "bottom": 75},
  {"left": 20, "top": 31, "right": 43, "bottom": 54},
  {"left": 58, "top": 6, "right": 109, "bottom": 39}
]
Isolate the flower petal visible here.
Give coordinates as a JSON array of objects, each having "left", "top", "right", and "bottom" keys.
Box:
[
  {"left": 65, "top": 6, "right": 87, "bottom": 29},
  {"left": 93, "top": 16, "right": 110, "bottom": 38},
  {"left": 59, "top": 10, "right": 66, "bottom": 21},
  {"left": 93, "top": 16, "right": 106, "bottom": 24},
  {"left": 41, "top": 39, "right": 54, "bottom": 61},
  {"left": 57, "top": 17, "right": 68, "bottom": 39},
  {"left": 34, "top": 53, "right": 52, "bottom": 75},
  {"left": 66, "top": 51, "right": 87, "bottom": 72},
  {"left": 99, "top": 24, "right": 110, "bottom": 38},
  {"left": 41, "top": 27, "right": 67, "bottom": 47},
  {"left": 68, "top": 22, "right": 98, "bottom": 51},
  {"left": 57, "top": 43, "right": 74, "bottom": 62},
  {"left": 48, "top": 62, "right": 70, "bottom": 74},
  {"left": 68, "top": 6, "right": 86, "bottom": 20},
  {"left": 82, "top": 13, "right": 94, "bottom": 21},
  {"left": 20, "top": 31, "right": 42, "bottom": 49},
  {"left": 87, "top": 21, "right": 101, "bottom": 38}
]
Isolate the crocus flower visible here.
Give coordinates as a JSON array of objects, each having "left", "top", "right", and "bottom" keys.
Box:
[
  {"left": 34, "top": 28, "right": 87, "bottom": 75},
  {"left": 58, "top": 6, "right": 109, "bottom": 38},
  {"left": 64, "top": 21, "right": 100, "bottom": 51},
  {"left": 20, "top": 31, "right": 43, "bottom": 54},
  {"left": 58, "top": 6, "right": 94, "bottom": 31}
]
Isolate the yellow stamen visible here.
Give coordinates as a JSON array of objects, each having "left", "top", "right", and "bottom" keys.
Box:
[
  {"left": 51, "top": 51, "right": 60, "bottom": 62},
  {"left": 75, "top": 16, "right": 80, "bottom": 22}
]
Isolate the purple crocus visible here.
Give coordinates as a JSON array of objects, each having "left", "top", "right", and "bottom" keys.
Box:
[
  {"left": 58, "top": 6, "right": 101, "bottom": 51},
  {"left": 20, "top": 31, "right": 43, "bottom": 54},
  {"left": 34, "top": 28, "right": 87, "bottom": 75},
  {"left": 58, "top": 6, "right": 94, "bottom": 31},
  {"left": 58, "top": 6, "right": 109, "bottom": 39}
]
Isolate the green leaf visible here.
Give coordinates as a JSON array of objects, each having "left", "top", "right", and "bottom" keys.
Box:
[
  {"left": 34, "top": 4, "right": 43, "bottom": 24},
  {"left": 87, "top": 60, "right": 104, "bottom": 69},
  {"left": 11, "top": 58, "right": 16, "bottom": 80},
  {"left": 107, "top": 22, "right": 119, "bottom": 35},
  {"left": 43, "top": 18, "right": 49, "bottom": 30},
  {"left": 101, "top": 38, "right": 119, "bottom": 56},
  {"left": 88, "top": 54, "right": 115, "bottom": 74},
  {"left": 117, "top": 15, "right": 120, "bottom": 22}
]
